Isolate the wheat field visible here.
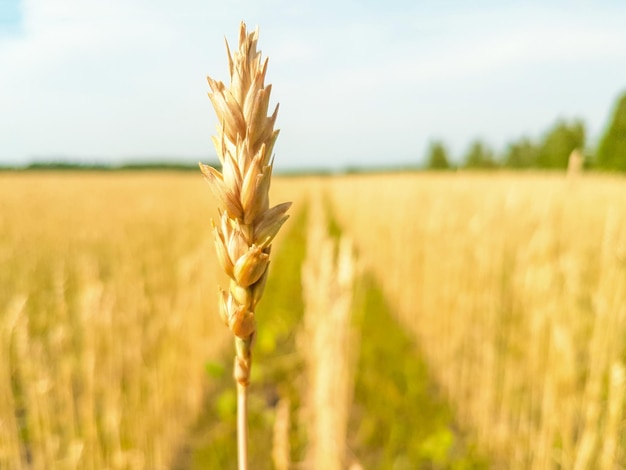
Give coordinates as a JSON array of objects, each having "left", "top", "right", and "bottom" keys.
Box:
[
  {"left": 326, "top": 171, "right": 626, "bottom": 469},
  {"left": 0, "top": 172, "right": 299, "bottom": 469},
  {"left": 0, "top": 172, "right": 225, "bottom": 469},
  {"left": 1, "top": 170, "right": 625, "bottom": 469}
]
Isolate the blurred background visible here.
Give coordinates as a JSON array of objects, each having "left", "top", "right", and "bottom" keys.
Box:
[{"left": 1, "top": 0, "right": 626, "bottom": 172}]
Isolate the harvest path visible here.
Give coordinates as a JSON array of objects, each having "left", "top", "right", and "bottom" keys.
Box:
[{"left": 176, "top": 204, "right": 485, "bottom": 469}]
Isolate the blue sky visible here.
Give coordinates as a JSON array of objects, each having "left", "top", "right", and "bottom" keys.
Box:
[{"left": 1, "top": 0, "right": 626, "bottom": 170}]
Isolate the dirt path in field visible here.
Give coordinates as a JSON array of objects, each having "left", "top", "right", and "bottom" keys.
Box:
[{"left": 173, "top": 206, "right": 486, "bottom": 469}]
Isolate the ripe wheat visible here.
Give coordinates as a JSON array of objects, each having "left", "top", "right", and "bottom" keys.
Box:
[
  {"left": 200, "top": 22, "right": 291, "bottom": 470},
  {"left": 300, "top": 196, "right": 358, "bottom": 470},
  {"left": 0, "top": 173, "right": 224, "bottom": 469},
  {"left": 325, "top": 172, "right": 626, "bottom": 469}
]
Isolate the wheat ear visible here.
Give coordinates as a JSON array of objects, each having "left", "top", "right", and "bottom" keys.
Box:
[
  {"left": 199, "top": 22, "right": 291, "bottom": 470},
  {"left": 301, "top": 197, "right": 358, "bottom": 470}
]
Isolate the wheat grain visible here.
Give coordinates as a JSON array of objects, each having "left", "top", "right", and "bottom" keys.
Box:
[{"left": 200, "top": 21, "right": 290, "bottom": 469}]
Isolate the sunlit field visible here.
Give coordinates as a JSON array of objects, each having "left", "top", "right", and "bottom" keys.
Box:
[
  {"left": 0, "top": 172, "right": 226, "bottom": 469},
  {"left": 1, "top": 170, "right": 625, "bottom": 469},
  {"left": 326, "top": 172, "right": 626, "bottom": 469}
]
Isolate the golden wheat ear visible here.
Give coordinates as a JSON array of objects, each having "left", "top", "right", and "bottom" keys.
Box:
[{"left": 200, "top": 21, "right": 290, "bottom": 470}]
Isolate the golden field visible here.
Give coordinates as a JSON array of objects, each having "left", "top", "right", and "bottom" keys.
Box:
[
  {"left": 0, "top": 172, "right": 300, "bottom": 469},
  {"left": 325, "top": 172, "right": 626, "bottom": 469},
  {"left": 0, "top": 172, "right": 225, "bottom": 469},
  {"left": 1, "top": 170, "right": 625, "bottom": 469}
]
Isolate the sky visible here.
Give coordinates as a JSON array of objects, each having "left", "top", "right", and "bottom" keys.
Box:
[{"left": 1, "top": 0, "right": 626, "bottom": 171}]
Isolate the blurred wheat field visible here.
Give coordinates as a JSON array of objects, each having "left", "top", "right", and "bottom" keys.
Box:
[
  {"left": 326, "top": 172, "right": 626, "bottom": 469},
  {"left": 0, "top": 172, "right": 301, "bottom": 469},
  {"left": 0, "top": 172, "right": 223, "bottom": 469},
  {"left": 1, "top": 170, "right": 625, "bottom": 469}
]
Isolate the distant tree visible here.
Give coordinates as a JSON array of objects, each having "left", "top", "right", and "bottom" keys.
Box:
[
  {"left": 463, "top": 140, "right": 497, "bottom": 169},
  {"left": 503, "top": 137, "right": 538, "bottom": 169},
  {"left": 536, "top": 119, "right": 586, "bottom": 169},
  {"left": 597, "top": 91, "right": 626, "bottom": 171},
  {"left": 425, "top": 140, "right": 451, "bottom": 170}
]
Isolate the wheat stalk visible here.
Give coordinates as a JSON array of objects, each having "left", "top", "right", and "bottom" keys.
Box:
[
  {"left": 200, "top": 21, "right": 291, "bottom": 470},
  {"left": 301, "top": 197, "right": 358, "bottom": 470},
  {"left": 271, "top": 397, "right": 291, "bottom": 470}
]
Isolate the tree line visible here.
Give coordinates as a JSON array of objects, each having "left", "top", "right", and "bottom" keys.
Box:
[
  {"left": 0, "top": 161, "right": 213, "bottom": 172},
  {"left": 426, "top": 90, "right": 626, "bottom": 172}
]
